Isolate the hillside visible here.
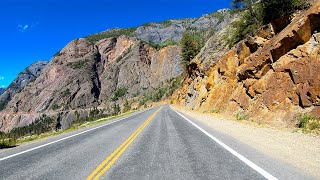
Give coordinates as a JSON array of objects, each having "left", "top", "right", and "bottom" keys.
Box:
[
  {"left": 174, "top": 2, "right": 320, "bottom": 128},
  {"left": 0, "top": 10, "right": 234, "bottom": 132},
  {"left": 0, "top": 61, "right": 48, "bottom": 111}
]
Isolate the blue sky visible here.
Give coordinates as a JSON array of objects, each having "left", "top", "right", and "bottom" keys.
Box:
[{"left": 0, "top": 0, "right": 231, "bottom": 87}]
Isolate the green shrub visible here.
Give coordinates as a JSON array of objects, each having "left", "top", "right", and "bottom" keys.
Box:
[
  {"left": 235, "top": 113, "right": 249, "bottom": 121},
  {"left": 297, "top": 114, "right": 314, "bottom": 128},
  {"left": 52, "top": 104, "right": 60, "bottom": 111},
  {"left": 210, "top": 109, "right": 220, "bottom": 113},
  {"left": 181, "top": 32, "right": 204, "bottom": 66},
  {"left": 309, "top": 120, "right": 320, "bottom": 130},
  {"left": 112, "top": 87, "right": 128, "bottom": 101}
]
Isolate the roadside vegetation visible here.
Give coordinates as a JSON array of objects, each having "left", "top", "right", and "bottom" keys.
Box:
[
  {"left": 235, "top": 113, "right": 250, "bottom": 121},
  {"left": 225, "top": 0, "right": 310, "bottom": 48},
  {"left": 111, "top": 87, "right": 128, "bottom": 101},
  {"left": 0, "top": 107, "right": 136, "bottom": 149},
  {"left": 297, "top": 114, "right": 320, "bottom": 134},
  {"left": 139, "top": 75, "right": 184, "bottom": 106}
]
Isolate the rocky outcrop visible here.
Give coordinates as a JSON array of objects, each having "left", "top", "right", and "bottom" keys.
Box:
[
  {"left": 0, "top": 36, "right": 183, "bottom": 131},
  {"left": 175, "top": 2, "right": 320, "bottom": 127},
  {"left": 0, "top": 61, "right": 48, "bottom": 110}
]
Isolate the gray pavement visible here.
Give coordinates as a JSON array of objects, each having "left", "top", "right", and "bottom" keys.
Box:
[{"left": 0, "top": 105, "right": 310, "bottom": 180}]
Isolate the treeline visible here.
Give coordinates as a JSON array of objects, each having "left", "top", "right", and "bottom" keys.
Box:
[
  {"left": 0, "top": 105, "right": 129, "bottom": 149},
  {"left": 0, "top": 114, "right": 57, "bottom": 148}
]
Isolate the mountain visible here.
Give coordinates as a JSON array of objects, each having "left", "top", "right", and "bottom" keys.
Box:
[
  {"left": 0, "top": 10, "right": 235, "bottom": 131},
  {"left": 0, "top": 88, "right": 5, "bottom": 95},
  {"left": 174, "top": 2, "right": 320, "bottom": 127},
  {"left": 0, "top": 61, "right": 48, "bottom": 111}
]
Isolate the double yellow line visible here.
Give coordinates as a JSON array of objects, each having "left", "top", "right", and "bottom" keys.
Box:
[{"left": 86, "top": 108, "right": 161, "bottom": 180}]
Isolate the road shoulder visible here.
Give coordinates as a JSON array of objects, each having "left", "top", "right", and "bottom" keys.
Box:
[{"left": 173, "top": 106, "right": 320, "bottom": 179}]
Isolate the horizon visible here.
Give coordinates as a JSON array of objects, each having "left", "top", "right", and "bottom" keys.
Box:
[{"left": 0, "top": 0, "right": 231, "bottom": 88}]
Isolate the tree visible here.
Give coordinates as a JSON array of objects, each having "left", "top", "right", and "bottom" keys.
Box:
[
  {"left": 258, "top": 0, "right": 308, "bottom": 24},
  {"left": 181, "top": 33, "right": 203, "bottom": 66}
]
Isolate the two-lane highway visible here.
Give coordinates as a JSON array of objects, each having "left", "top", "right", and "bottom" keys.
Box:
[{"left": 0, "top": 105, "right": 301, "bottom": 179}]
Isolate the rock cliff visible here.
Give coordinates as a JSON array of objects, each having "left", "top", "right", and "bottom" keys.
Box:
[
  {"left": 175, "top": 2, "right": 320, "bottom": 127},
  {"left": 0, "top": 61, "right": 48, "bottom": 110}
]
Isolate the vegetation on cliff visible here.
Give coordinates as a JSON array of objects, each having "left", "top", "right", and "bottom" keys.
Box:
[{"left": 226, "top": 0, "right": 310, "bottom": 47}]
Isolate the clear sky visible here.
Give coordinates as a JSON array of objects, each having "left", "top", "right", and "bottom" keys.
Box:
[{"left": 0, "top": 0, "right": 231, "bottom": 87}]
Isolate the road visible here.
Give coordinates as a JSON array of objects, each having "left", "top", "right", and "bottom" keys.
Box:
[{"left": 0, "top": 105, "right": 311, "bottom": 180}]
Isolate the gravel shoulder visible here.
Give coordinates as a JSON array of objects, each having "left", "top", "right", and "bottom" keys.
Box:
[{"left": 174, "top": 106, "right": 320, "bottom": 179}]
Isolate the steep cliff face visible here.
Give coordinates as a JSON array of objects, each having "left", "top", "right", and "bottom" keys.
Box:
[
  {"left": 0, "top": 61, "right": 48, "bottom": 110},
  {"left": 0, "top": 36, "right": 183, "bottom": 131},
  {"left": 175, "top": 3, "right": 320, "bottom": 127}
]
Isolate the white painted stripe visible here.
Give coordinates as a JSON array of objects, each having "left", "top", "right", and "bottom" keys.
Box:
[
  {"left": 0, "top": 108, "right": 153, "bottom": 162},
  {"left": 170, "top": 107, "right": 278, "bottom": 180}
]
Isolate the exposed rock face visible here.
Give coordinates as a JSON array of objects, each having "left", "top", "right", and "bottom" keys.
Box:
[
  {"left": 0, "top": 36, "right": 183, "bottom": 131},
  {"left": 0, "top": 88, "right": 5, "bottom": 95},
  {"left": 175, "top": 3, "right": 320, "bottom": 127},
  {"left": 117, "top": 9, "right": 232, "bottom": 44},
  {"left": 0, "top": 61, "right": 48, "bottom": 109}
]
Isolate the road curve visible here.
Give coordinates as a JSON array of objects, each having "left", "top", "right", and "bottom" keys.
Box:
[{"left": 0, "top": 105, "right": 309, "bottom": 179}]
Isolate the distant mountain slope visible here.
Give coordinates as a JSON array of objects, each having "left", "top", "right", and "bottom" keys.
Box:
[
  {"left": 0, "top": 9, "right": 235, "bottom": 132},
  {"left": 85, "top": 9, "right": 232, "bottom": 44},
  {"left": 0, "top": 61, "right": 48, "bottom": 110}
]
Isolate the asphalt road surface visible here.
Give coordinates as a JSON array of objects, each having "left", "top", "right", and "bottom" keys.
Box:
[{"left": 0, "top": 105, "right": 312, "bottom": 180}]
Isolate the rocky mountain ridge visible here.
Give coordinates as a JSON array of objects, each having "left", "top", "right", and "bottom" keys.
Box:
[{"left": 0, "top": 61, "right": 48, "bottom": 110}]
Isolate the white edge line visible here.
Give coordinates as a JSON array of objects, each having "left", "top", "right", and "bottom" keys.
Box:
[
  {"left": 0, "top": 108, "right": 153, "bottom": 162},
  {"left": 170, "top": 107, "right": 278, "bottom": 180}
]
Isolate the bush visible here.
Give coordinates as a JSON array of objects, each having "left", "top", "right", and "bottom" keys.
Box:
[
  {"left": 297, "top": 114, "right": 314, "bottom": 128},
  {"left": 181, "top": 33, "right": 204, "bottom": 66},
  {"left": 258, "top": 0, "right": 308, "bottom": 24},
  {"left": 297, "top": 114, "right": 320, "bottom": 131},
  {"left": 235, "top": 113, "right": 249, "bottom": 121},
  {"left": 111, "top": 87, "right": 128, "bottom": 101}
]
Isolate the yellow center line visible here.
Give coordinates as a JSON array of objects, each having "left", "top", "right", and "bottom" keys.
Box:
[{"left": 86, "top": 108, "right": 161, "bottom": 180}]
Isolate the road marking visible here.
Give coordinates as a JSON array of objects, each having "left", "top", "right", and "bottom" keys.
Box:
[
  {"left": 170, "top": 107, "right": 278, "bottom": 180},
  {"left": 0, "top": 108, "right": 153, "bottom": 162},
  {"left": 87, "top": 108, "right": 161, "bottom": 180}
]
